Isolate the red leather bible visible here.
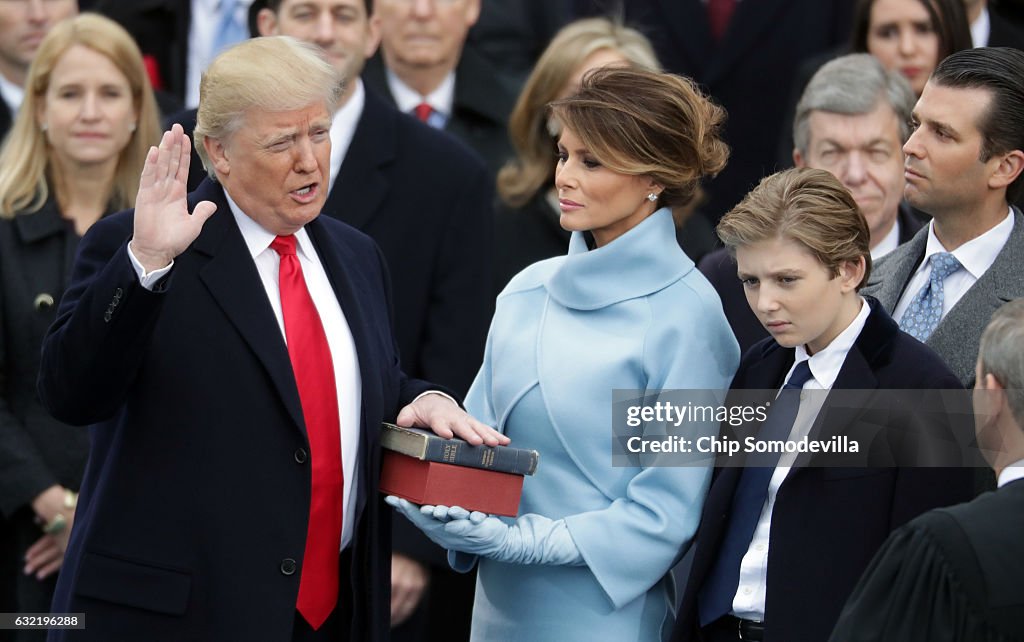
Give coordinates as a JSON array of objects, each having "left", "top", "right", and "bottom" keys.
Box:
[{"left": 380, "top": 450, "right": 525, "bottom": 517}]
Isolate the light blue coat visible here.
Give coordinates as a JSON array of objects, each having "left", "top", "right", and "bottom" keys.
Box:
[{"left": 459, "top": 209, "right": 740, "bottom": 641}]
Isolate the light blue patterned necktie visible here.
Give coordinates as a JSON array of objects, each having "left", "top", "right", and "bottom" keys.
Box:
[
  {"left": 212, "top": 0, "right": 247, "bottom": 58},
  {"left": 899, "top": 252, "right": 963, "bottom": 341}
]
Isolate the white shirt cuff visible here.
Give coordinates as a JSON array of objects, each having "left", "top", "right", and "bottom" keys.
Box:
[
  {"left": 412, "top": 390, "right": 459, "bottom": 408},
  {"left": 127, "top": 242, "right": 174, "bottom": 291}
]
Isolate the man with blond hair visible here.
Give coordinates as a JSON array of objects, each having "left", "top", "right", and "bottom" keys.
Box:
[{"left": 39, "top": 36, "right": 502, "bottom": 642}]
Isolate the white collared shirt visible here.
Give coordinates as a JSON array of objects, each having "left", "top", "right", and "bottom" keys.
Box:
[
  {"left": 0, "top": 71, "right": 23, "bottom": 116},
  {"left": 329, "top": 79, "right": 365, "bottom": 190},
  {"left": 893, "top": 209, "right": 1014, "bottom": 324},
  {"left": 970, "top": 6, "right": 992, "bottom": 48},
  {"left": 128, "top": 195, "right": 363, "bottom": 551},
  {"left": 385, "top": 67, "right": 455, "bottom": 128},
  {"left": 731, "top": 297, "right": 871, "bottom": 621},
  {"left": 186, "top": 0, "right": 254, "bottom": 108},
  {"left": 998, "top": 459, "right": 1024, "bottom": 488},
  {"left": 870, "top": 218, "right": 901, "bottom": 260}
]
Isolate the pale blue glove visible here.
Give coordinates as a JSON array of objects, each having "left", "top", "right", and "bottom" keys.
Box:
[
  {"left": 386, "top": 496, "right": 582, "bottom": 566},
  {"left": 385, "top": 496, "right": 462, "bottom": 543}
]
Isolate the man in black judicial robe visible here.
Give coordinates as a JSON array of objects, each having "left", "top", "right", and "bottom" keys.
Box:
[{"left": 829, "top": 299, "right": 1024, "bottom": 642}]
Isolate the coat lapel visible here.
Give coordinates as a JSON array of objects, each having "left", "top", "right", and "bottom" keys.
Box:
[
  {"left": 322, "top": 90, "right": 392, "bottom": 231},
  {"left": 190, "top": 181, "right": 307, "bottom": 436},
  {"left": 864, "top": 225, "right": 928, "bottom": 312},
  {"left": 927, "top": 209, "right": 1024, "bottom": 385},
  {"left": 790, "top": 300, "right": 890, "bottom": 471}
]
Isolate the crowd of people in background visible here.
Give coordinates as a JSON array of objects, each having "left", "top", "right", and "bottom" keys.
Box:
[{"left": 1, "top": 0, "right": 1023, "bottom": 641}]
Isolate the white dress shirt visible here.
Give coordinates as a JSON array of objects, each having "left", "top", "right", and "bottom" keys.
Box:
[
  {"left": 970, "top": 6, "right": 992, "bottom": 48},
  {"left": 0, "top": 71, "right": 23, "bottom": 117},
  {"left": 386, "top": 67, "right": 454, "bottom": 128},
  {"left": 893, "top": 209, "right": 1014, "bottom": 324},
  {"left": 129, "top": 194, "right": 363, "bottom": 550},
  {"left": 731, "top": 297, "right": 871, "bottom": 621},
  {"left": 998, "top": 459, "right": 1024, "bottom": 488},
  {"left": 328, "top": 78, "right": 365, "bottom": 191},
  {"left": 870, "top": 218, "right": 901, "bottom": 260}
]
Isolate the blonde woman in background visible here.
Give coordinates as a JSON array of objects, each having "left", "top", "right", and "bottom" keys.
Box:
[
  {"left": 492, "top": 17, "right": 660, "bottom": 297},
  {"left": 0, "top": 14, "right": 159, "bottom": 635}
]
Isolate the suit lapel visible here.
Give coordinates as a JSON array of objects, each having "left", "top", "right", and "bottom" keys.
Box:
[
  {"left": 927, "top": 209, "right": 1024, "bottom": 385},
  {"left": 191, "top": 181, "right": 307, "bottom": 436},
  {"left": 865, "top": 225, "right": 928, "bottom": 313},
  {"left": 323, "top": 90, "right": 392, "bottom": 230},
  {"left": 791, "top": 301, "right": 890, "bottom": 471}
]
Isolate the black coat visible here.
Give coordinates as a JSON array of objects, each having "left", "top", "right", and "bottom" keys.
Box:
[
  {"left": 673, "top": 298, "right": 975, "bottom": 642},
  {"left": 0, "top": 101, "right": 11, "bottom": 143},
  {"left": 39, "top": 181, "right": 429, "bottom": 641},
  {"left": 0, "top": 202, "right": 92, "bottom": 625},
  {"left": 0, "top": 201, "right": 88, "bottom": 518},
  {"left": 830, "top": 479, "right": 1024, "bottom": 641},
  {"left": 362, "top": 46, "right": 516, "bottom": 178}
]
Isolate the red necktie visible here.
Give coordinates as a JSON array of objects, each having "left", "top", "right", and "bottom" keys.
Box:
[
  {"left": 707, "top": 0, "right": 737, "bottom": 40},
  {"left": 414, "top": 102, "right": 432, "bottom": 122},
  {"left": 271, "top": 235, "right": 343, "bottom": 630}
]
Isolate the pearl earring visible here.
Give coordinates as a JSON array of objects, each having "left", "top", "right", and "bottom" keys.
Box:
[
  {"left": 646, "top": 192, "right": 658, "bottom": 202},
  {"left": 130, "top": 122, "right": 137, "bottom": 132},
  {"left": 41, "top": 123, "right": 48, "bottom": 132}
]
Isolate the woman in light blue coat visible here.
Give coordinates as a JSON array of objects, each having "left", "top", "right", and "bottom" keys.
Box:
[{"left": 391, "top": 67, "right": 740, "bottom": 641}]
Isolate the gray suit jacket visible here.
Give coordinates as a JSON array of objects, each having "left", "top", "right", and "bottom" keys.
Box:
[{"left": 862, "top": 207, "right": 1024, "bottom": 387}]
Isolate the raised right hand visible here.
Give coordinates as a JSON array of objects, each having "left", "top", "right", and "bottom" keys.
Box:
[{"left": 129, "top": 124, "right": 217, "bottom": 272}]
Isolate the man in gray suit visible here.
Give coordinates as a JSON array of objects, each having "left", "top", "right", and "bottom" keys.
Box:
[{"left": 863, "top": 47, "right": 1024, "bottom": 388}]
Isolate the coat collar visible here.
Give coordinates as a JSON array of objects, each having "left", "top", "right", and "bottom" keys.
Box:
[
  {"left": 189, "top": 179, "right": 307, "bottom": 437},
  {"left": 13, "top": 198, "right": 69, "bottom": 244},
  {"left": 545, "top": 208, "right": 692, "bottom": 310}
]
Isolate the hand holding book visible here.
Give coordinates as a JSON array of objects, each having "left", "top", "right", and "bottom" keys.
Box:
[{"left": 385, "top": 496, "right": 583, "bottom": 567}]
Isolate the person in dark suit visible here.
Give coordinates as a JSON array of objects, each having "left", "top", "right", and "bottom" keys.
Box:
[
  {"left": 830, "top": 297, "right": 1024, "bottom": 641},
  {"left": 594, "top": 0, "right": 856, "bottom": 224},
  {"left": 0, "top": 15, "right": 162, "bottom": 642},
  {"left": 701, "top": 54, "right": 927, "bottom": 354},
  {"left": 673, "top": 168, "right": 973, "bottom": 642},
  {"left": 363, "top": 0, "right": 516, "bottom": 176},
  {"left": 37, "top": 36, "right": 503, "bottom": 642},
  {"left": 0, "top": 0, "right": 77, "bottom": 142},
  {"left": 862, "top": 47, "right": 1024, "bottom": 389}
]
